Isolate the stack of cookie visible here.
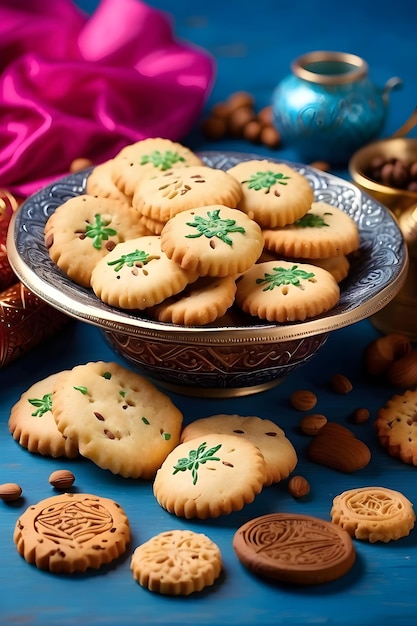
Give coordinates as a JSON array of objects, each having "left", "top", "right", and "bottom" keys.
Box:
[{"left": 45, "top": 137, "right": 361, "bottom": 326}]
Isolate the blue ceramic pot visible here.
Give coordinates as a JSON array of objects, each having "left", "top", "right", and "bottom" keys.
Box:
[{"left": 272, "top": 51, "right": 401, "bottom": 164}]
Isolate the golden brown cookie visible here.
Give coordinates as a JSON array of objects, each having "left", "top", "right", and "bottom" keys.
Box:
[
  {"left": 226, "top": 160, "right": 314, "bottom": 228},
  {"left": 52, "top": 361, "right": 183, "bottom": 479},
  {"left": 331, "top": 486, "right": 416, "bottom": 542},
  {"left": 130, "top": 530, "right": 222, "bottom": 595},
  {"left": 180, "top": 414, "right": 297, "bottom": 485},
  {"left": 235, "top": 260, "right": 340, "bottom": 322},
  {"left": 90, "top": 235, "right": 198, "bottom": 310},
  {"left": 86, "top": 159, "right": 131, "bottom": 206},
  {"left": 233, "top": 512, "right": 356, "bottom": 585},
  {"left": 262, "top": 201, "right": 360, "bottom": 259},
  {"left": 153, "top": 433, "right": 267, "bottom": 519},
  {"left": 160, "top": 204, "right": 264, "bottom": 277},
  {"left": 374, "top": 389, "right": 417, "bottom": 465},
  {"left": 14, "top": 492, "right": 131, "bottom": 574}
]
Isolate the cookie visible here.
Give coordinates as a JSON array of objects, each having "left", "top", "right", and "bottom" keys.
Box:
[
  {"left": 180, "top": 414, "right": 297, "bottom": 485},
  {"left": 132, "top": 165, "right": 243, "bottom": 223},
  {"left": 44, "top": 194, "right": 150, "bottom": 287},
  {"left": 226, "top": 160, "right": 314, "bottom": 228},
  {"left": 52, "top": 361, "right": 183, "bottom": 479},
  {"left": 86, "top": 159, "right": 131, "bottom": 206},
  {"left": 111, "top": 138, "right": 204, "bottom": 200},
  {"left": 147, "top": 275, "right": 237, "bottom": 326},
  {"left": 8, "top": 373, "right": 78, "bottom": 459},
  {"left": 14, "top": 492, "right": 131, "bottom": 574},
  {"left": 153, "top": 433, "right": 267, "bottom": 519},
  {"left": 90, "top": 235, "right": 198, "bottom": 310},
  {"left": 374, "top": 389, "right": 417, "bottom": 465},
  {"left": 160, "top": 204, "right": 264, "bottom": 276},
  {"left": 262, "top": 201, "right": 360, "bottom": 259},
  {"left": 259, "top": 249, "right": 350, "bottom": 284},
  {"left": 235, "top": 260, "right": 340, "bottom": 322},
  {"left": 331, "top": 486, "right": 415, "bottom": 543},
  {"left": 130, "top": 530, "right": 222, "bottom": 595},
  {"left": 233, "top": 512, "right": 356, "bottom": 585}
]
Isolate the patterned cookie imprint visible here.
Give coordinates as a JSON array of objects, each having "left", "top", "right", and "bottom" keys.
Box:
[
  {"left": 374, "top": 389, "right": 417, "bottom": 465},
  {"left": 235, "top": 260, "right": 340, "bottom": 322},
  {"left": 153, "top": 433, "right": 267, "bottom": 519},
  {"left": 52, "top": 361, "right": 183, "bottom": 479},
  {"left": 331, "top": 486, "right": 415, "bottom": 542},
  {"left": 233, "top": 512, "right": 356, "bottom": 585},
  {"left": 14, "top": 492, "right": 131, "bottom": 574},
  {"left": 130, "top": 529, "right": 222, "bottom": 595},
  {"left": 227, "top": 160, "right": 314, "bottom": 228}
]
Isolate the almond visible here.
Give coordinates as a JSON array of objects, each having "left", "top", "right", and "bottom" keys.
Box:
[
  {"left": 288, "top": 475, "right": 310, "bottom": 498},
  {"left": 307, "top": 422, "right": 371, "bottom": 473},
  {"left": 0, "top": 482, "right": 22, "bottom": 502},
  {"left": 49, "top": 469, "right": 75, "bottom": 490},
  {"left": 330, "top": 373, "right": 353, "bottom": 394},
  {"left": 386, "top": 350, "right": 417, "bottom": 388},
  {"left": 290, "top": 389, "right": 318, "bottom": 411},
  {"left": 299, "top": 413, "right": 327, "bottom": 436}
]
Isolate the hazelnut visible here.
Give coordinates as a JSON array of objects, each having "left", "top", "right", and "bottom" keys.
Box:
[
  {"left": 288, "top": 475, "right": 310, "bottom": 498},
  {"left": 352, "top": 407, "right": 370, "bottom": 424}
]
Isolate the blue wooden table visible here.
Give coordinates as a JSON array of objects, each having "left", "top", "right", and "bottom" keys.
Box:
[{"left": 1, "top": 1, "right": 417, "bottom": 624}]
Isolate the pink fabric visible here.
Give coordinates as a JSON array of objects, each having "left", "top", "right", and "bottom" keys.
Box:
[{"left": 0, "top": 0, "right": 215, "bottom": 196}]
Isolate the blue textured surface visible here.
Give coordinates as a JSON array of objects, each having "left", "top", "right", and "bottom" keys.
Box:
[{"left": 1, "top": 1, "right": 417, "bottom": 624}]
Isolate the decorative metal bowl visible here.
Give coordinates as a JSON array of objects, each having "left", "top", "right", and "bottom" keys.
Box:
[{"left": 7, "top": 151, "right": 408, "bottom": 397}]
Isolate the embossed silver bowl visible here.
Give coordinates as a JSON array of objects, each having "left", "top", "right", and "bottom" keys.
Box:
[{"left": 7, "top": 151, "right": 408, "bottom": 397}]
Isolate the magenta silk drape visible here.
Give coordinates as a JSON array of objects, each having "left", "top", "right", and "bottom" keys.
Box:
[{"left": 0, "top": 0, "right": 215, "bottom": 196}]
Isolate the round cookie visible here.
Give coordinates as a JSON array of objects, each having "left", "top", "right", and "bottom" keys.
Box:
[
  {"left": 132, "top": 165, "right": 243, "bottom": 223},
  {"left": 51, "top": 361, "right": 183, "bottom": 479},
  {"left": 130, "top": 530, "right": 222, "bottom": 595},
  {"left": 226, "top": 159, "right": 314, "bottom": 228},
  {"left": 44, "top": 194, "right": 150, "bottom": 287},
  {"left": 153, "top": 433, "right": 267, "bottom": 519},
  {"left": 235, "top": 260, "right": 340, "bottom": 322},
  {"left": 14, "top": 492, "right": 131, "bottom": 574},
  {"left": 147, "top": 275, "right": 237, "bottom": 326},
  {"left": 331, "top": 486, "right": 416, "bottom": 543},
  {"left": 90, "top": 235, "right": 198, "bottom": 310},
  {"left": 233, "top": 512, "right": 356, "bottom": 585},
  {"left": 374, "top": 389, "right": 417, "bottom": 465},
  {"left": 8, "top": 372, "right": 78, "bottom": 459},
  {"left": 111, "top": 137, "right": 204, "bottom": 200},
  {"left": 180, "top": 414, "right": 297, "bottom": 485},
  {"left": 160, "top": 204, "right": 264, "bottom": 277},
  {"left": 262, "top": 201, "right": 360, "bottom": 259},
  {"left": 86, "top": 159, "right": 132, "bottom": 206}
]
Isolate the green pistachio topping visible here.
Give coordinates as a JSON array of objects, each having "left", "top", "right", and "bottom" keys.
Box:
[
  {"left": 28, "top": 393, "right": 52, "bottom": 417},
  {"left": 294, "top": 212, "right": 331, "bottom": 228},
  {"left": 140, "top": 150, "right": 186, "bottom": 171},
  {"left": 142, "top": 416, "right": 150, "bottom": 425},
  {"left": 256, "top": 264, "right": 315, "bottom": 291},
  {"left": 85, "top": 214, "right": 117, "bottom": 250},
  {"left": 185, "top": 208, "right": 245, "bottom": 246},
  {"left": 102, "top": 372, "right": 112, "bottom": 380},
  {"left": 107, "top": 249, "right": 155, "bottom": 272},
  {"left": 162, "top": 432, "right": 171, "bottom": 441},
  {"left": 242, "top": 170, "right": 290, "bottom": 192},
  {"left": 173, "top": 441, "right": 222, "bottom": 485},
  {"left": 74, "top": 385, "right": 88, "bottom": 395}
]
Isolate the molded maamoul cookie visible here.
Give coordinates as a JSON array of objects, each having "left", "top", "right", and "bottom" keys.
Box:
[
  {"left": 132, "top": 165, "right": 243, "bottom": 223},
  {"left": 160, "top": 204, "right": 264, "bottom": 277},
  {"left": 111, "top": 137, "right": 204, "bottom": 200},
  {"left": 130, "top": 530, "right": 222, "bottom": 595},
  {"left": 374, "top": 389, "right": 417, "bottom": 465},
  {"left": 90, "top": 235, "right": 198, "bottom": 310},
  {"left": 147, "top": 275, "right": 237, "bottom": 326},
  {"left": 233, "top": 512, "right": 356, "bottom": 585},
  {"left": 52, "top": 361, "right": 183, "bottom": 479},
  {"left": 226, "top": 160, "right": 314, "bottom": 228},
  {"left": 14, "top": 492, "right": 131, "bottom": 574},
  {"left": 235, "top": 260, "right": 340, "bottom": 322},
  {"left": 262, "top": 201, "right": 360, "bottom": 259},
  {"left": 331, "top": 486, "right": 416, "bottom": 542},
  {"left": 180, "top": 414, "right": 297, "bottom": 485},
  {"left": 153, "top": 433, "right": 267, "bottom": 519},
  {"left": 44, "top": 194, "right": 150, "bottom": 287},
  {"left": 8, "top": 372, "right": 78, "bottom": 459}
]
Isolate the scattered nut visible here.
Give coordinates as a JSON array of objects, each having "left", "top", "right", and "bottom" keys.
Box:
[
  {"left": 363, "top": 333, "right": 412, "bottom": 376},
  {"left": 307, "top": 422, "right": 371, "bottom": 473},
  {"left": 290, "top": 389, "right": 318, "bottom": 411},
  {"left": 69, "top": 157, "right": 93, "bottom": 173},
  {"left": 309, "top": 160, "right": 330, "bottom": 172},
  {"left": 330, "top": 373, "right": 353, "bottom": 394},
  {"left": 0, "top": 482, "right": 22, "bottom": 502},
  {"left": 299, "top": 413, "right": 327, "bottom": 435},
  {"left": 288, "top": 475, "right": 310, "bottom": 498},
  {"left": 386, "top": 350, "right": 417, "bottom": 388},
  {"left": 351, "top": 407, "right": 370, "bottom": 424},
  {"left": 365, "top": 155, "right": 417, "bottom": 191},
  {"left": 49, "top": 469, "right": 76, "bottom": 490}
]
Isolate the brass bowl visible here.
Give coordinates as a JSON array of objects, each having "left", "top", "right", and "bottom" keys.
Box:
[{"left": 349, "top": 137, "right": 417, "bottom": 215}]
